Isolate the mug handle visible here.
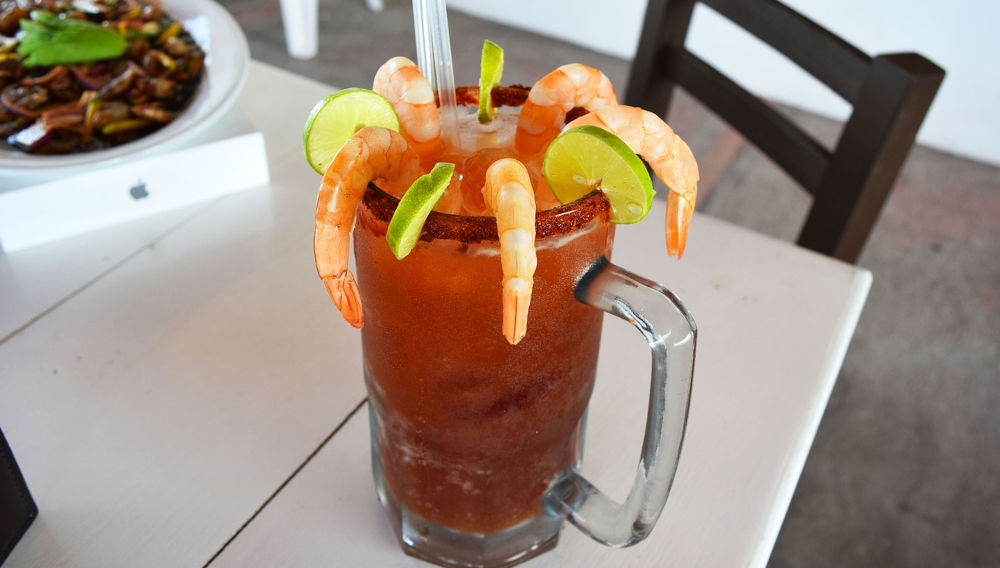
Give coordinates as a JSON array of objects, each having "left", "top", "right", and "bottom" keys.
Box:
[{"left": 544, "top": 257, "right": 697, "bottom": 547}]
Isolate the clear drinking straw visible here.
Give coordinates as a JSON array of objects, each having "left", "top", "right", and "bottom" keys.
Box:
[
  {"left": 412, "top": 1, "right": 432, "bottom": 87},
  {"left": 413, "top": 0, "right": 459, "bottom": 148}
]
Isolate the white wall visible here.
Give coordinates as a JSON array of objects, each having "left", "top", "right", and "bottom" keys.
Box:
[{"left": 450, "top": 0, "right": 1000, "bottom": 166}]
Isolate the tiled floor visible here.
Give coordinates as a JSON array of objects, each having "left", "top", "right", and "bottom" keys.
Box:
[{"left": 219, "top": 0, "right": 1000, "bottom": 565}]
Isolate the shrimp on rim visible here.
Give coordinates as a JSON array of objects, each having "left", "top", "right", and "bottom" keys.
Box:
[
  {"left": 566, "top": 105, "right": 699, "bottom": 258},
  {"left": 514, "top": 63, "right": 618, "bottom": 158},
  {"left": 315, "top": 126, "right": 421, "bottom": 327},
  {"left": 483, "top": 158, "right": 537, "bottom": 345},
  {"left": 373, "top": 56, "right": 442, "bottom": 162}
]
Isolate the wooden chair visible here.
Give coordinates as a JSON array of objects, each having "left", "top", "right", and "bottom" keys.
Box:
[{"left": 625, "top": 0, "right": 945, "bottom": 263}]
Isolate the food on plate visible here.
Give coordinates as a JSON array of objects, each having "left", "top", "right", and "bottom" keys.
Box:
[{"left": 0, "top": 0, "right": 204, "bottom": 155}]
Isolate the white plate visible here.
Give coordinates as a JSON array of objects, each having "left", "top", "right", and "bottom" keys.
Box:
[{"left": 0, "top": 0, "right": 250, "bottom": 170}]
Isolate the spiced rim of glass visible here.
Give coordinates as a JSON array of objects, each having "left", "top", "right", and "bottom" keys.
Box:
[{"left": 362, "top": 184, "right": 609, "bottom": 243}]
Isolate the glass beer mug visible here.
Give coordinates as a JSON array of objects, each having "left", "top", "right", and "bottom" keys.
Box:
[{"left": 354, "top": 184, "right": 696, "bottom": 568}]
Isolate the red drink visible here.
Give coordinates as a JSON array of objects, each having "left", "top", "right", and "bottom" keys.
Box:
[{"left": 356, "top": 186, "right": 613, "bottom": 534}]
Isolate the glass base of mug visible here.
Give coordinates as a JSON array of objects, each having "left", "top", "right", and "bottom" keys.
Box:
[
  {"left": 369, "top": 408, "right": 563, "bottom": 567},
  {"left": 376, "top": 483, "right": 561, "bottom": 568}
]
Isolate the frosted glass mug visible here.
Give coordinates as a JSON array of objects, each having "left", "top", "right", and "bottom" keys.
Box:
[{"left": 354, "top": 185, "right": 696, "bottom": 567}]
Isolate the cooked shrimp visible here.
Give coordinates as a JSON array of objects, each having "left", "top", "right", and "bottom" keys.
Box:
[
  {"left": 566, "top": 105, "right": 699, "bottom": 258},
  {"left": 483, "top": 158, "right": 537, "bottom": 345},
  {"left": 373, "top": 56, "right": 442, "bottom": 161},
  {"left": 514, "top": 63, "right": 617, "bottom": 157},
  {"left": 315, "top": 126, "right": 421, "bottom": 327}
]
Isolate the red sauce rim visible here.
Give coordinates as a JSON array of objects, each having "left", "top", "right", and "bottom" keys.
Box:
[
  {"left": 362, "top": 184, "right": 609, "bottom": 243},
  {"left": 453, "top": 85, "right": 589, "bottom": 122}
]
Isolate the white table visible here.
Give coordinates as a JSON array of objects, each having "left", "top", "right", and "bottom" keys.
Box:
[{"left": 0, "top": 62, "right": 871, "bottom": 568}]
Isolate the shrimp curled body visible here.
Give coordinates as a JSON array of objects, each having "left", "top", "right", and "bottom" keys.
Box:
[
  {"left": 373, "top": 56, "right": 442, "bottom": 161},
  {"left": 514, "top": 63, "right": 618, "bottom": 158},
  {"left": 567, "top": 105, "right": 699, "bottom": 258},
  {"left": 483, "top": 158, "right": 538, "bottom": 345},
  {"left": 314, "top": 126, "right": 421, "bottom": 327}
]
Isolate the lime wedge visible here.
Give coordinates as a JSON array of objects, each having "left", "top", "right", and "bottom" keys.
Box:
[
  {"left": 387, "top": 163, "right": 456, "bottom": 259},
  {"left": 302, "top": 88, "right": 400, "bottom": 175},
  {"left": 478, "top": 40, "right": 504, "bottom": 124},
  {"left": 542, "top": 125, "right": 654, "bottom": 224}
]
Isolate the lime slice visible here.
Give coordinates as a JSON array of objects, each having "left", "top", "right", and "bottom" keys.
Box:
[
  {"left": 542, "top": 125, "right": 654, "bottom": 224},
  {"left": 387, "top": 163, "right": 456, "bottom": 259},
  {"left": 302, "top": 88, "right": 400, "bottom": 175},
  {"left": 477, "top": 40, "right": 504, "bottom": 124}
]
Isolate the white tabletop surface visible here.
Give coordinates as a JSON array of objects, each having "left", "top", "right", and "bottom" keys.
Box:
[{"left": 0, "top": 61, "right": 872, "bottom": 568}]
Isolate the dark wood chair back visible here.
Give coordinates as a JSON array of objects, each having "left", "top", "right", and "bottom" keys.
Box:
[{"left": 625, "top": 0, "right": 945, "bottom": 263}]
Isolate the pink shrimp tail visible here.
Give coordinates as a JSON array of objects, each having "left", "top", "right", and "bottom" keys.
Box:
[
  {"left": 503, "top": 279, "right": 532, "bottom": 345},
  {"left": 324, "top": 272, "right": 364, "bottom": 328},
  {"left": 666, "top": 192, "right": 693, "bottom": 259}
]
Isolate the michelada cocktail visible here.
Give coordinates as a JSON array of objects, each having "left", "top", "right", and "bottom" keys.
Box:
[{"left": 304, "top": 41, "right": 698, "bottom": 568}]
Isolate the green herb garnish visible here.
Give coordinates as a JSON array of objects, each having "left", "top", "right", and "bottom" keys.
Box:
[{"left": 18, "top": 10, "right": 127, "bottom": 67}]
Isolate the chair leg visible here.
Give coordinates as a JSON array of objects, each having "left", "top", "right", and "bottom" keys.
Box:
[
  {"left": 279, "top": 0, "right": 319, "bottom": 60},
  {"left": 365, "top": 0, "right": 385, "bottom": 12}
]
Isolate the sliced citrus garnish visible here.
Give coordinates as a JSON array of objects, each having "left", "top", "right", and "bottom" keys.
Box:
[
  {"left": 477, "top": 40, "right": 504, "bottom": 124},
  {"left": 302, "top": 88, "right": 400, "bottom": 175},
  {"left": 542, "top": 125, "right": 655, "bottom": 224},
  {"left": 386, "top": 163, "right": 456, "bottom": 259}
]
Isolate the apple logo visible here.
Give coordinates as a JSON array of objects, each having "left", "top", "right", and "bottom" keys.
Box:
[{"left": 130, "top": 180, "right": 149, "bottom": 200}]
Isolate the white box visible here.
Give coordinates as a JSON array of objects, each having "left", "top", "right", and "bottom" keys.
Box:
[{"left": 0, "top": 111, "right": 270, "bottom": 252}]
